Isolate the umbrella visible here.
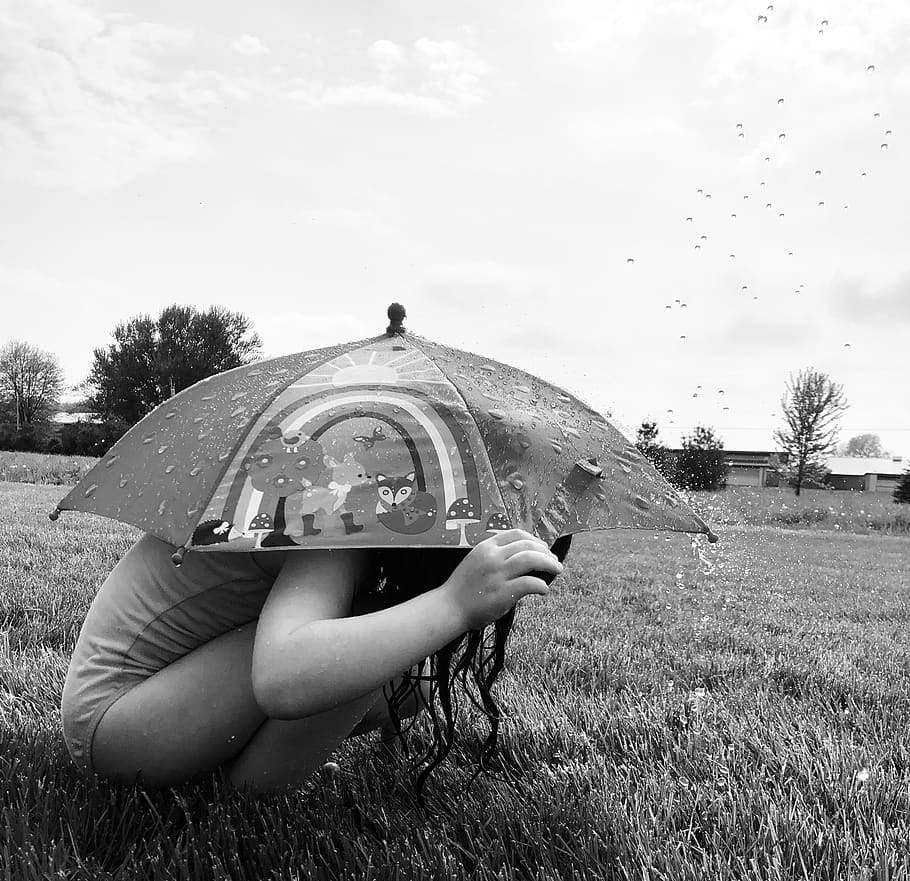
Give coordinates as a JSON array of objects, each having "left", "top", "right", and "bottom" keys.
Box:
[{"left": 51, "top": 304, "right": 717, "bottom": 564}]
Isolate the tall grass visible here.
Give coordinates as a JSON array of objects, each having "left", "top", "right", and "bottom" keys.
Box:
[
  {"left": 0, "top": 451, "right": 96, "bottom": 486},
  {"left": 2, "top": 482, "right": 909, "bottom": 878}
]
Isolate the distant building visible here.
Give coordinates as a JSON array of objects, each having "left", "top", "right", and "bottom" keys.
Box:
[
  {"left": 825, "top": 456, "right": 905, "bottom": 493},
  {"left": 665, "top": 449, "right": 788, "bottom": 487}
]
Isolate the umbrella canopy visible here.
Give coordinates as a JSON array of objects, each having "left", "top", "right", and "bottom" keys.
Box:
[{"left": 52, "top": 304, "right": 717, "bottom": 562}]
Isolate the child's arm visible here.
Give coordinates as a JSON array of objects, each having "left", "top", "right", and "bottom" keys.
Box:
[{"left": 251, "top": 529, "right": 562, "bottom": 719}]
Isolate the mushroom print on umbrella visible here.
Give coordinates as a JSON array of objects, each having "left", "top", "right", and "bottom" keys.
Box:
[{"left": 51, "top": 305, "right": 717, "bottom": 561}]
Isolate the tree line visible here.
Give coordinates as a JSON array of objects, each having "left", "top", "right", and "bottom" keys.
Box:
[{"left": 2, "top": 306, "right": 909, "bottom": 502}]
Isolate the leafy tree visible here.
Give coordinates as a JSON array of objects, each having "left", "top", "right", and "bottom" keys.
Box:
[
  {"left": 675, "top": 425, "right": 728, "bottom": 491},
  {"left": 773, "top": 368, "right": 848, "bottom": 497},
  {"left": 635, "top": 418, "right": 675, "bottom": 482},
  {"left": 0, "top": 340, "right": 65, "bottom": 428},
  {"left": 839, "top": 433, "right": 888, "bottom": 458},
  {"left": 82, "top": 305, "right": 262, "bottom": 424},
  {"left": 894, "top": 467, "right": 910, "bottom": 505}
]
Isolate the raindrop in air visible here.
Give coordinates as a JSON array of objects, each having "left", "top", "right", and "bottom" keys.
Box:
[
  {"left": 743, "top": 195, "right": 749, "bottom": 200},
  {"left": 705, "top": 194, "right": 712, "bottom": 199},
  {"left": 765, "top": 156, "right": 771, "bottom": 163},
  {"left": 758, "top": 14, "right": 767, "bottom": 23},
  {"left": 818, "top": 201, "right": 825, "bottom": 206},
  {"left": 686, "top": 216, "right": 693, "bottom": 223},
  {"left": 844, "top": 342, "right": 851, "bottom": 348},
  {"left": 766, "top": 202, "right": 772, "bottom": 208},
  {"left": 741, "top": 285, "right": 748, "bottom": 290},
  {"left": 777, "top": 97, "right": 784, "bottom": 105},
  {"left": 736, "top": 122, "right": 743, "bottom": 130},
  {"left": 694, "top": 244, "right": 701, "bottom": 251},
  {"left": 760, "top": 181, "right": 766, "bottom": 187},
  {"left": 861, "top": 171, "right": 867, "bottom": 177},
  {"left": 778, "top": 133, "right": 786, "bottom": 140},
  {"left": 885, "top": 129, "right": 892, "bottom": 136},
  {"left": 881, "top": 143, "right": 888, "bottom": 151},
  {"left": 738, "top": 132, "right": 745, "bottom": 139},
  {"left": 681, "top": 303, "right": 687, "bottom": 308},
  {"left": 767, "top": 4, "right": 773, "bottom": 9},
  {"left": 697, "top": 188, "right": 703, "bottom": 195},
  {"left": 867, "top": 65, "right": 875, "bottom": 73},
  {"left": 723, "top": 406, "right": 730, "bottom": 411},
  {"left": 815, "top": 169, "right": 822, "bottom": 176},
  {"left": 700, "top": 234, "right": 707, "bottom": 240},
  {"left": 729, "top": 254, "right": 735, "bottom": 259},
  {"left": 874, "top": 112, "right": 880, "bottom": 118},
  {"left": 779, "top": 212, "right": 785, "bottom": 217},
  {"left": 821, "top": 19, "right": 828, "bottom": 26},
  {"left": 680, "top": 335, "right": 686, "bottom": 340},
  {"left": 730, "top": 213, "right": 736, "bottom": 219},
  {"left": 627, "top": 257, "right": 635, "bottom": 264}
]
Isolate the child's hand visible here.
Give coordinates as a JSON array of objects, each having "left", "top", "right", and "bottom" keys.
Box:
[{"left": 442, "top": 529, "right": 563, "bottom": 631}]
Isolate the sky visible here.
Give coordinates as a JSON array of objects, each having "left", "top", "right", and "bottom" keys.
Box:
[{"left": 2, "top": 0, "right": 909, "bottom": 458}]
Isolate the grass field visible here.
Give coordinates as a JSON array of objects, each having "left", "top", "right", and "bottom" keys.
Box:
[{"left": 2, "top": 479, "right": 910, "bottom": 879}]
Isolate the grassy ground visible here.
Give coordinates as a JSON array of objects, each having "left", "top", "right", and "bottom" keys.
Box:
[
  {"left": 1, "top": 481, "right": 909, "bottom": 879},
  {"left": 0, "top": 450, "right": 96, "bottom": 486}
]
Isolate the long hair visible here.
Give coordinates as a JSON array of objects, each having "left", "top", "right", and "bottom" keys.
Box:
[{"left": 366, "top": 534, "right": 573, "bottom": 797}]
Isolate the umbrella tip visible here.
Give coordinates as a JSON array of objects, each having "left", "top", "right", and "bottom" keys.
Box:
[
  {"left": 48, "top": 507, "right": 61, "bottom": 522},
  {"left": 386, "top": 303, "right": 406, "bottom": 335},
  {"left": 706, "top": 529, "right": 719, "bottom": 543},
  {"left": 171, "top": 547, "right": 187, "bottom": 567}
]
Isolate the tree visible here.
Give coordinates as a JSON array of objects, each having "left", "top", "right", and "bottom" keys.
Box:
[
  {"left": 839, "top": 433, "right": 888, "bottom": 458},
  {"left": 0, "top": 340, "right": 65, "bottom": 428},
  {"left": 83, "top": 305, "right": 263, "bottom": 424},
  {"left": 774, "top": 368, "right": 848, "bottom": 497},
  {"left": 635, "top": 418, "right": 675, "bottom": 482},
  {"left": 894, "top": 467, "right": 910, "bottom": 505},
  {"left": 675, "top": 425, "right": 728, "bottom": 491}
]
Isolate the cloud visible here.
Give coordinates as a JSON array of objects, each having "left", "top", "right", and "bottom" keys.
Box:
[
  {"left": 230, "top": 34, "right": 269, "bottom": 56},
  {"left": 829, "top": 271, "right": 910, "bottom": 324},
  {"left": 367, "top": 39, "right": 405, "bottom": 73},
  {"left": 0, "top": 0, "right": 207, "bottom": 190},
  {"left": 289, "top": 37, "right": 490, "bottom": 117}
]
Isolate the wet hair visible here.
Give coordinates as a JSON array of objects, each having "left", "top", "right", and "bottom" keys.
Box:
[{"left": 366, "top": 533, "right": 573, "bottom": 798}]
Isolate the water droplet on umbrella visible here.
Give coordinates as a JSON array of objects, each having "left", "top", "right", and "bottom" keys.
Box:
[
  {"left": 685, "top": 216, "right": 693, "bottom": 223},
  {"left": 84, "top": 484, "right": 98, "bottom": 497},
  {"left": 186, "top": 507, "right": 200, "bottom": 518},
  {"left": 165, "top": 411, "right": 177, "bottom": 419},
  {"left": 157, "top": 445, "right": 169, "bottom": 454},
  {"left": 119, "top": 478, "right": 129, "bottom": 488},
  {"left": 164, "top": 465, "right": 176, "bottom": 474},
  {"left": 594, "top": 489, "right": 607, "bottom": 501},
  {"left": 632, "top": 496, "right": 651, "bottom": 511},
  {"left": 230, "top": 407, "right": 245, "bottom": 418},
  {"left": 519, "top": 439, "right": 531, "bottom": 449},
  {"left": 158, "top": 501, "right": 167, "bottom": 516},
  {"left": 142, "top": 434, "right": 155, "bottom": 444},
  {"left": 193, "top": 416, "right": 204, "bottom": 424},
  {"left": 231, "top": 392, "right": 248, "bottom": 402},
  {"left": 481, "top": 364, "right": 497, "bottom": 373},
  {"left": 198, "top": 431, "right": 211, "bottom": 440},
  {"left": 867, "top": 65, "right": 875, "bottom": 73},
  {"left": 218, "top": 451, "right": 230, "bottom": 461},
  {"left": 506, "top": 473, "right": 524, "bottom": 491},
  {"left": 488, "top": 409, "right": 505, "bottom": 420},
  {"left": 201, "top": 395, "right": 215, "bottom": 402},
  {"left": 104, "top": 455, "right": 120, "bottom": 468},
  {"left": 565, "top": 427, "right": 580, "bottom": 439},
  {"left": 881, "top": 143, "right": 889, "bottom": 151},
  {"left": 190, "top": 467, "right": 203, "bottom": 476}
]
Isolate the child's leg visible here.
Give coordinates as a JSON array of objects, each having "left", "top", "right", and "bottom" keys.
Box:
[{"left": 90, "top": 621, "right": 423, "bottom": 793}]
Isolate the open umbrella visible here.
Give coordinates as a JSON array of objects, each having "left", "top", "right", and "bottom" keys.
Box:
[{"left": 51, "top": 304, "right": 717, "bottom": 564}]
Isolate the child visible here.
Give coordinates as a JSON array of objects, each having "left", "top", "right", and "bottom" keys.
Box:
[{"left": 60, "top": 528, "right": 570, "bottom": 795}]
